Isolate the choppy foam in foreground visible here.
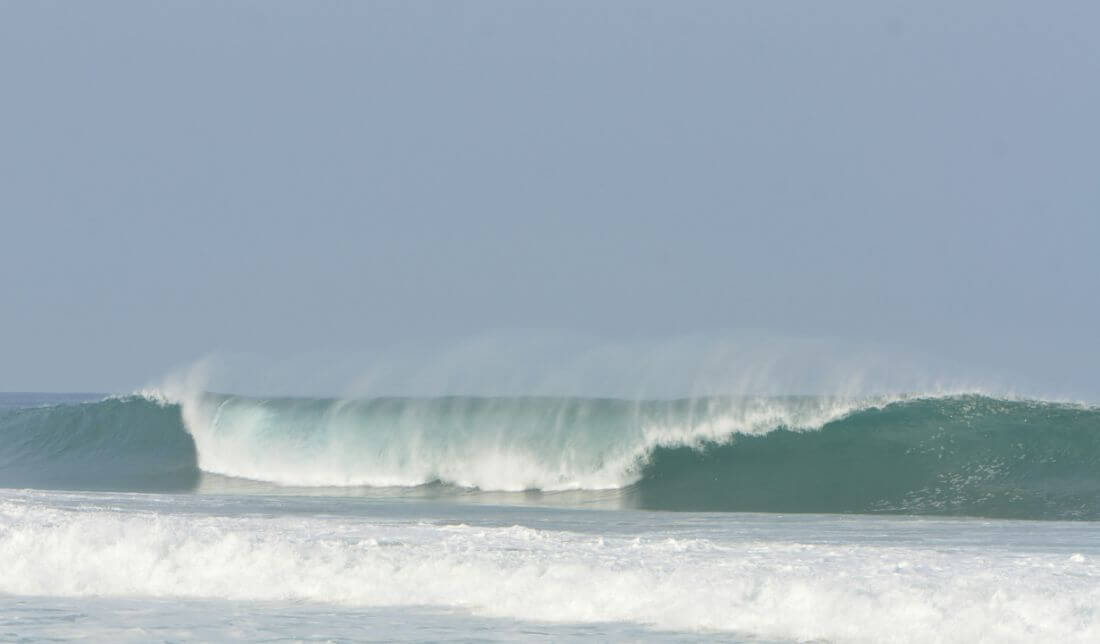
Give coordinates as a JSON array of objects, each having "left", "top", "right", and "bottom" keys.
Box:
[
  {"left": 1, "top": 491, "right": 1098, "bottom": 643},
  {"left": 1, "top": 389, "right": 1099, "bottom": 518}
]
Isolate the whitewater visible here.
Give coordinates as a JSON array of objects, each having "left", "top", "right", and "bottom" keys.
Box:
[{"left": 2, "top": 390, "right": 1099, "bottom": 641}]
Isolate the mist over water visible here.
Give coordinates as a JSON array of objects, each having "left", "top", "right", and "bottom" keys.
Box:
[{"left": 168, "top": 331, "right": 1022, "bottom": 400}]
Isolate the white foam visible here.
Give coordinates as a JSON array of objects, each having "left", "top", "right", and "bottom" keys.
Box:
[
  {"left": 2, "top": 493, "right": 1098, "bottom": 643},
  {"left": 142, "top": 379, "right": 922, "bottom": 490}
]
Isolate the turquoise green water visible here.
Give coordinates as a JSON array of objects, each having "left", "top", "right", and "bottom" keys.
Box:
[{"left": 2, "top": 392, "right": 1097, "bottom": 519}]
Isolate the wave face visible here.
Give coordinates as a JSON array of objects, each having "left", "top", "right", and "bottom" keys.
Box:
[
  {"left": 0, "top": 397, "right": 198, "bottom": 491},
  {"left": 633, "top": 397, "right": 1100, "bottom": 519},
  {"left": 2, "top": 393, "right": 1099, "bottom": 519}
]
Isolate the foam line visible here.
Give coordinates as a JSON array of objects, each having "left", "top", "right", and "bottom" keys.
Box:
[{"left": 1, "top": 496, "right": 1098, "bottom": 643}]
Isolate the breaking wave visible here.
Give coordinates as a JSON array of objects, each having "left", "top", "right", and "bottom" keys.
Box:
[{"left": 1, "top": 391, "right": 1098, "bottom": 519}]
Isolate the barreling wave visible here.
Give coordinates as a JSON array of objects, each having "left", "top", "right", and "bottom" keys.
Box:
[{"left": 1, "top": 391, "right": 1098, "bottom": 519}]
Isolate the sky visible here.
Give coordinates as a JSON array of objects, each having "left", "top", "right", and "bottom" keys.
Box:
[{"left": 1, "top": 1, "right": 1098, "bottom": 398}]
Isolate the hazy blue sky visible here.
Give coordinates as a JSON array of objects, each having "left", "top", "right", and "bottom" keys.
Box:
[{"left": 2, "top": 1, "right": 1098, "bottom": 397}]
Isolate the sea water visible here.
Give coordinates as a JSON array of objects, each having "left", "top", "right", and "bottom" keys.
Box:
[{"left": 1, "top": 392, "right": 1098, "bottom": 642}]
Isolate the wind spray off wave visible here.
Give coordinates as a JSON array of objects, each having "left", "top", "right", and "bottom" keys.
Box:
[{"left": 174, "top": 391, "right": 883, "bottom": 491}]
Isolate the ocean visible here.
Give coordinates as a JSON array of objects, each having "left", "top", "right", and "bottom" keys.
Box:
[{"left": 1, "top": 391, "right": 1098, "bottom": 642}]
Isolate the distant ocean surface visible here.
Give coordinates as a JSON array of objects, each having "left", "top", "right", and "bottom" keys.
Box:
[{"left": 2, "top": 390, "right": 1099, "bottom": 642}]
